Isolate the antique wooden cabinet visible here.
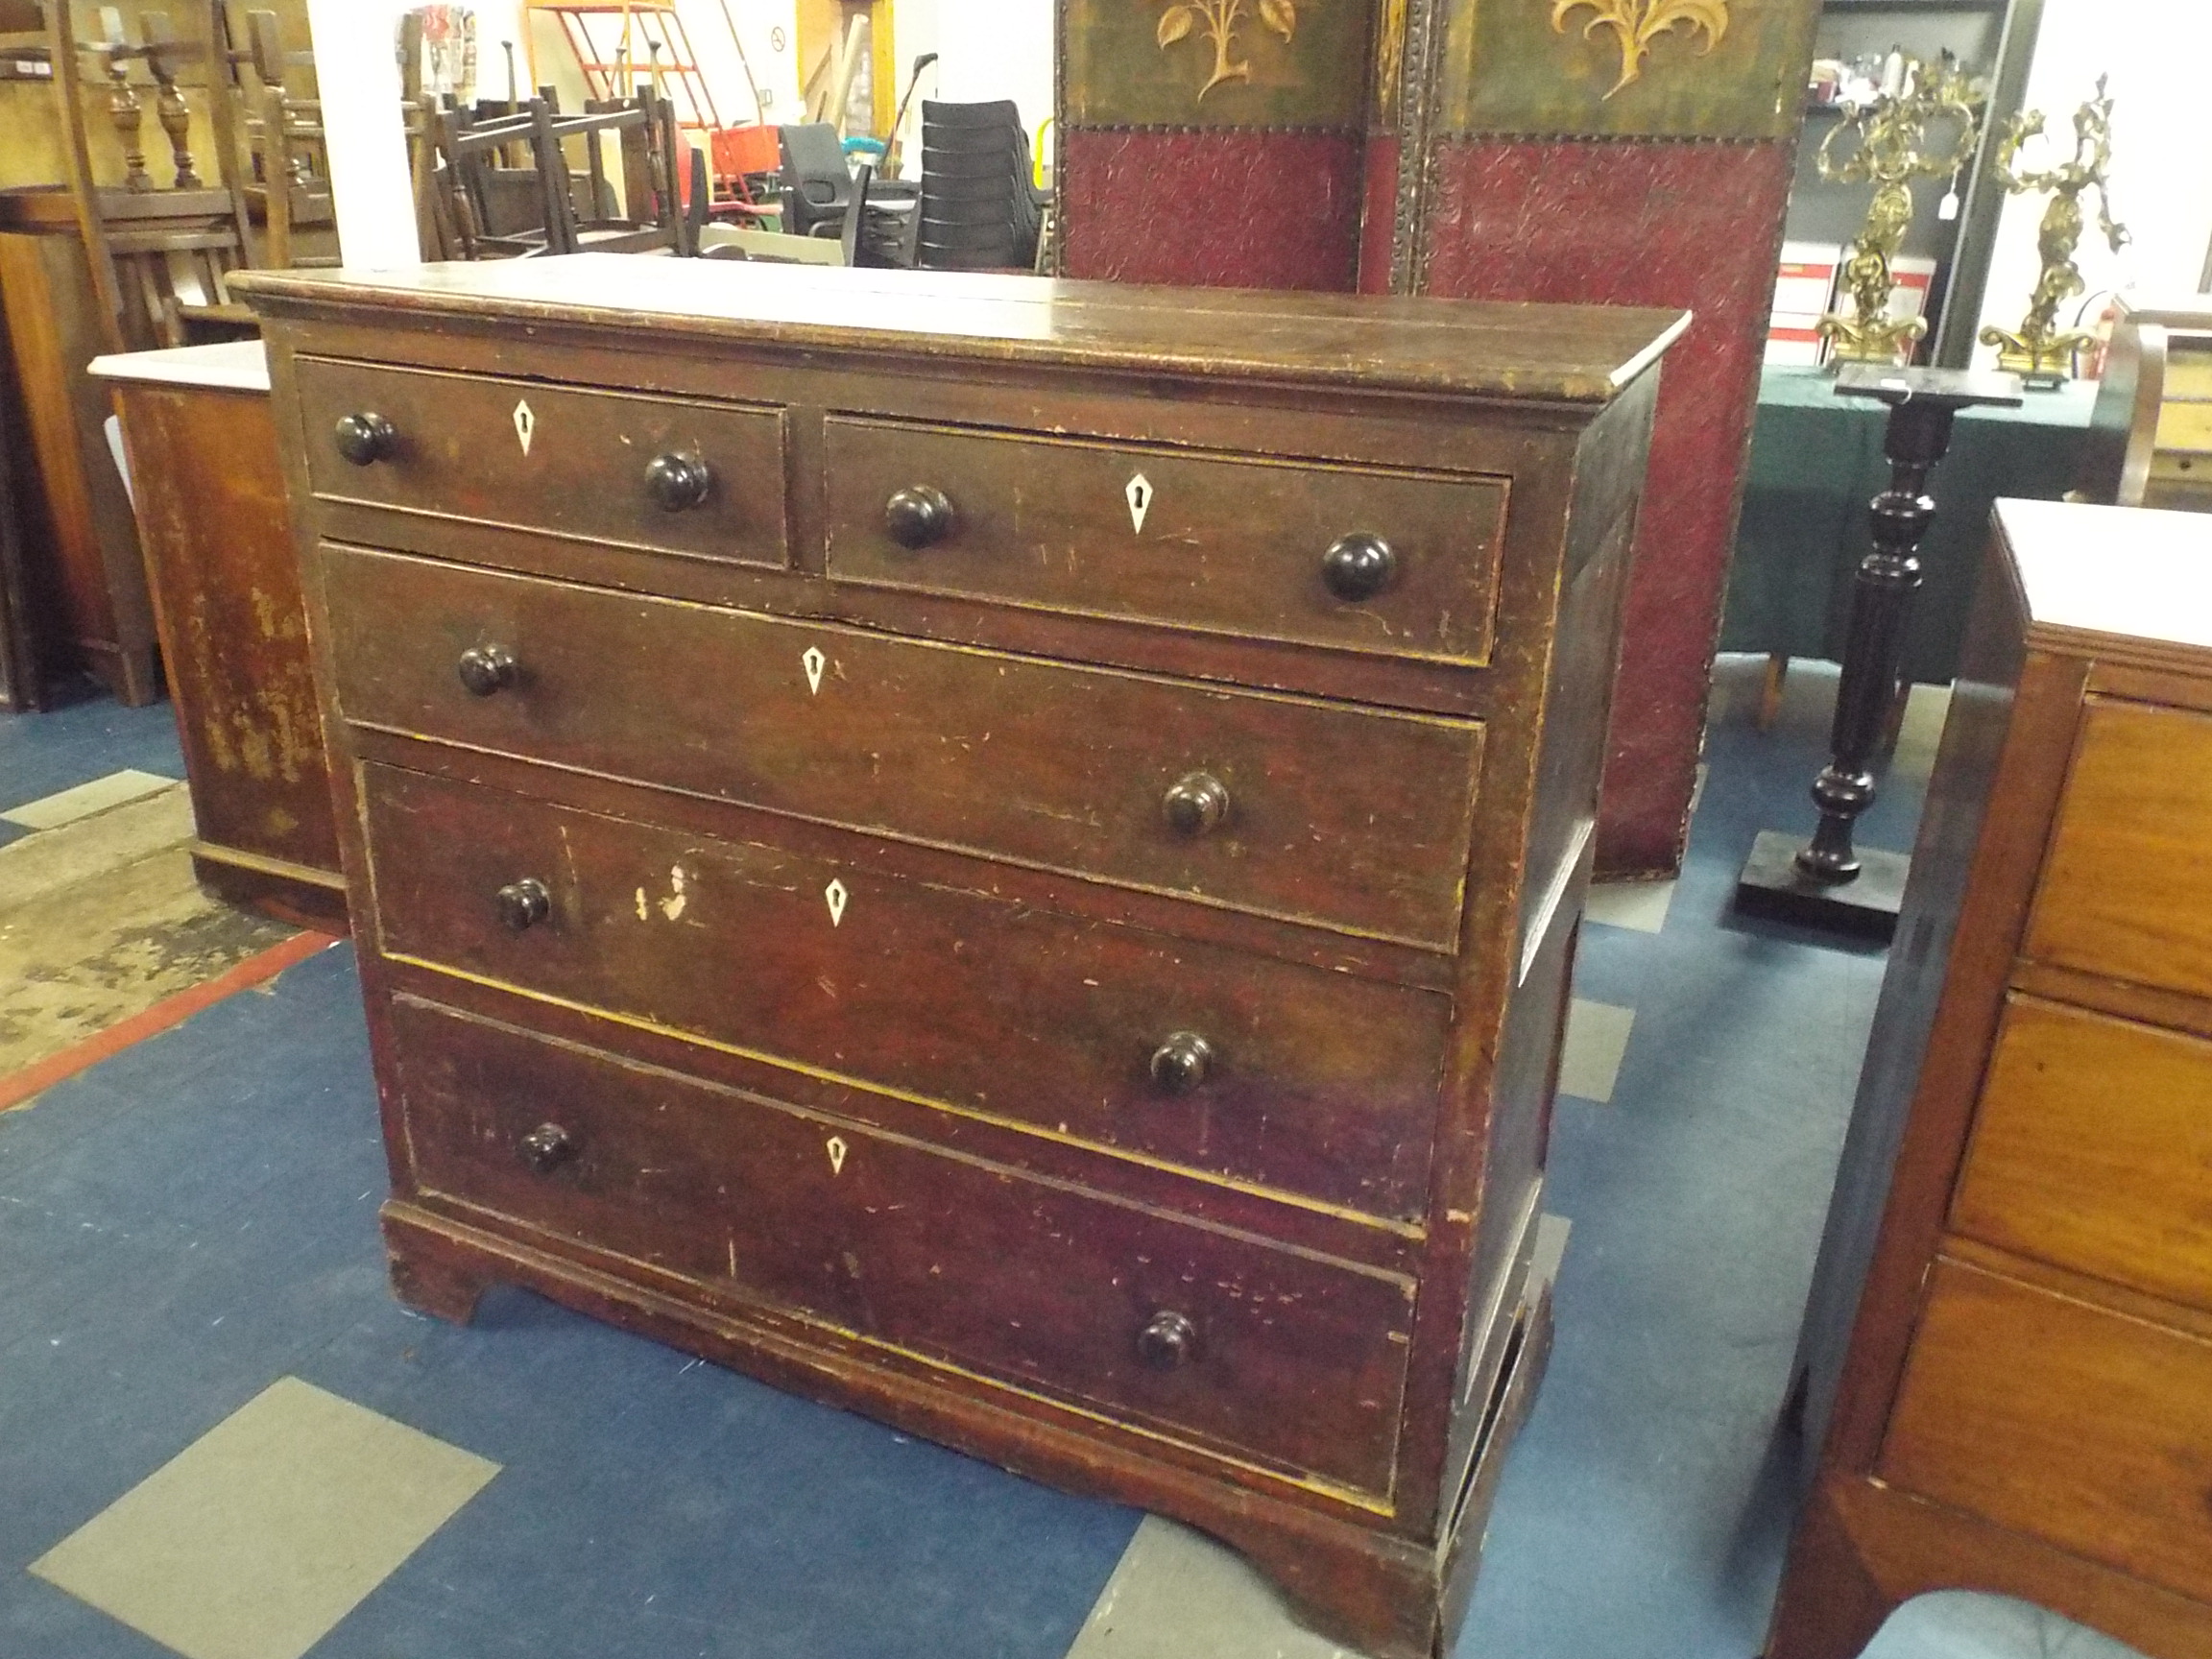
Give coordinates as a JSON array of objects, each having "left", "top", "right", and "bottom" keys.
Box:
[
  {"left": 1773, "top": 498, "right": 2212, "bottom": 1659},
  {"left": 91, "top": 340, "right": 346, "bottom": 929},
  {"left": 238, "top": 257, "right": 1682, "bottom": 1657},
  {"left": 0, "top": 189, "right": 161, "bottom": 704}
]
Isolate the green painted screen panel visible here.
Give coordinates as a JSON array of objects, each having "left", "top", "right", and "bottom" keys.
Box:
[
  {"left": 1440, "top": 0, "right": 1822, "bottom": 141},
  {"left": 1063, "top": 0, "right": 1373, "bottom": 131}
]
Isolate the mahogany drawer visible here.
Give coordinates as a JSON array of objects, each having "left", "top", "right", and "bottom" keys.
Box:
[
  {"left": 1952, "top": 997, "right": 2212, "bottom": 1314},
  {"left": 324, "top": 545, "right": 1484, "bottom": 950},
  {"left": 393, "top": 994, "right": 1414, "bottom": 1496},
  {"left": 364, "top": 762, "right": 1451, "bottom": 1218},
  {"left": 1881, "top": 1257, "right": 2212, "bottom": 1606},
  {"left": 2027, "top": 698, "right": 2212, "bottom": 999},
  {"left": 822, "top": 417, "right": 1508, "bottom": 666},
  {"left": 294, "top": 357, "right": 789, "bottom": 569}
]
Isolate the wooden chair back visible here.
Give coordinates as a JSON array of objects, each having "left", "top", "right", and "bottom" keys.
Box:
[
  {"left": 211, "top": 3, "right": 333, "bottom": 268},
  {"left": 24, "top": 2, "right": 254, "bottom": 352}
]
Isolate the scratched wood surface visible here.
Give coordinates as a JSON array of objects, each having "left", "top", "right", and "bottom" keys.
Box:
[
  {"left": 108, "top": 378, "right": 345, "bottom": 926},
  {"left": 246, "top": 255, "right": 1681, "bottom": 1659},
  {"left": 365, "top": 761, "right": 1454, "bottom": 1222},
  {"left": 821, "top": 416, "right": 1511, "bottom": 667},
  {"left": 322, "top": 544, "right": 1487, "bottom": 950},
  {"left": 395, "top": 995, "right": 1417, "bottom": 1498}
]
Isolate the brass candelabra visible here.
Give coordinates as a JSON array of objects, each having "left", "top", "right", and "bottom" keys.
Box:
[
  {"left": 1980, "top": 76, "right": 2128, "bottom": 386},
  {"left": 1816, "top": 53, "right": 1983, "bottom": 367}
]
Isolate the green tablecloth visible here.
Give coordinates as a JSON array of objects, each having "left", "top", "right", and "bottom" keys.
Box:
[{"left": 1719, "top": 366, "right": 2095, "bottom": 683}]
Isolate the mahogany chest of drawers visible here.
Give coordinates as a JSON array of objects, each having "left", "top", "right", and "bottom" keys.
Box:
[
  {"left": 237, "top": 257, "right": 1682, "bottom": 1657},
  {"left": 1774, "top": 499, "right": 2212, "bottom": 1659}
]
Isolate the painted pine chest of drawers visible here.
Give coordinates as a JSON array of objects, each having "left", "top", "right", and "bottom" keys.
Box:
[{"left": 237, "top": 257, "right": 1682, "bottom": 1657}]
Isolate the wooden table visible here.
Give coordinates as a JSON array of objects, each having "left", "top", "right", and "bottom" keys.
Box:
[{"left": 90, "top": 340, "right": 346, "bottom": 930}]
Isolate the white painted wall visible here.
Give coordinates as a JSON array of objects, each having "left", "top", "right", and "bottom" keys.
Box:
[
  {"left": 1974, "top": 0, "right": 2212, "bottom": 365},
  {"left": 305, "top": 0, "right": 804, "bottom": 268},
  {"left": 304, "top": 0, "right": 421, "bottom": 266},
  {"left": 887, "top": 0, "right": 1055, "bottom": 177}
]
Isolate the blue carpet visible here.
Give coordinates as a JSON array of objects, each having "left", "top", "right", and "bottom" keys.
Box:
[
  {"left": 0, "top": 684, "right": 185, "bottom": 833},
  {"left": 1457, "top": 671, "right": 1923, "bottom": 1659},
  {"left": 0, "top": 945, "right": 1138, "bottom": 1659}
]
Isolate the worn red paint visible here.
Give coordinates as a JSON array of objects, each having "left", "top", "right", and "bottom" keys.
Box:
[
  {"left": 1425, "top": 137, "right": 1794, "bottom": 876},
  {"left": 1059, "top": 128, "right": 1365, "bottom": 292}
]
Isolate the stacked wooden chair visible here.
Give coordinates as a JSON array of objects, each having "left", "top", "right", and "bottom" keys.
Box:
[
  {"left": 0, "top": 0, "right": 256, "bottom": 353},
  {"left": 413, "top": 88, "right": 691, "bottom": 261},
  {"left": 213, "top": 3, "right": 335, "bottom": 269}
]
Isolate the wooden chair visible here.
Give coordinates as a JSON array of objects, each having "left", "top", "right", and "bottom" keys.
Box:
[
  {"left": 419, "top": 93, "right": 687, "bottom": 262},
  {"left": 212, "top": 4, "right": 335, "bottom": 269},
  {"left": 0, "top": 1, "right": 254, "bottom": 353}
]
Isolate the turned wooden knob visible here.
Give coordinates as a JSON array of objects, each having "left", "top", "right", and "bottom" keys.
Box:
[
  {"left": 333, "top": 410, "right": 397, "bottom": 467},
  {"left": 1162, "top": 773, "right": 1230, "bottom": 837},
  {"left": 1136, "top": 1310, "right": 1197, "bottom": 1371},
  {"left": 1149, "top": 1032, "right": 1214, "bottom": 1094},
  {"left": 455, "top": 643, "right": 517, "bottom": 697},
  {"left": 884, "top": 484, "right": 954, "bottom": 549},
  {"left": 1322, "top": 532, "right": 1396, "bottom": 601},
  {"left": 645, "top": 450, "right": 712, "bottom": 512},
  {"left": 518, "top": 1121, "right": 575, "bottom": 1173},
  {"left": 495, "top": 878, "right": 551, "bottom": 932}
]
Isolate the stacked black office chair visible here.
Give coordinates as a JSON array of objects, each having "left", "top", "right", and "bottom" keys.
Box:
[
  {"left": 781, "top": 120, "right": 920, "bottom": 268},
  {"left": 914, "top": 100, "right": 1044, "bottom": 272}
]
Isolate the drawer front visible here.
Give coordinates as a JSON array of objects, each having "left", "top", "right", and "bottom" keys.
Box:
[
  {"left": 2028, "top": 699, "right": 2212, "bottom": 999},
  {"left": 1953, "top": 998, "right": 2212, "bottom": 1315},
  {"left": 325, "top": 546, "right": 1483, "bottom": 949},
  {"left": 294, "top": 357, "right": 789, "bottom": 568},
  {"left": 1881, "top": 1258, "right": 2212, "bottom": 1605},
  {"left": 823, "top": 418, "right": 1508, "bottom": 665},
  {"left": 394, "top": 995, "right": 1413, "bottom": 1495},
  {"left": 365, "top": 763, "right": 1450, "bottom": 1219}
]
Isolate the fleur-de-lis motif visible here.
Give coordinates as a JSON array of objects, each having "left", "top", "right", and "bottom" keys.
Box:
[
  {"left": 1150, "top": 0, "right": 1302, "bottom": 104},
  {"left": 1550, "top": 0, "right": 1731, "bottom": 99}
]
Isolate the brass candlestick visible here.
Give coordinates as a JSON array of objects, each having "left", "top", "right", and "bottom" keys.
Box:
[
  {"left": 1980, "top": 76, "right": 2129, "bottom": 386},
  {"left": 1817, "top": 53, "right": 1983, "bottom": 367}
]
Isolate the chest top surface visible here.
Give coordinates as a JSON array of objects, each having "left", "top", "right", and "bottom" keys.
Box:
[
  {"left": 1997, "top": 497, "right": 2212, "bottom": 661},
  {"left": 231, "top": 256, "right": 1688, "bottom": 406}
]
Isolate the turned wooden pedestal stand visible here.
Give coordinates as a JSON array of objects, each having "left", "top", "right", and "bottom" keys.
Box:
[{"left": 1736, "top": 366, "right": 2023, "bottom": 942}]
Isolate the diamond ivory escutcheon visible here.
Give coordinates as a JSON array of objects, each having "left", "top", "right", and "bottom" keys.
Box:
[
  {"left": 1125, "top": 473, "right": 1153, "bottom": 534},
  {"left": 512, "top": 399, "right": 535, "bottom": 457}
]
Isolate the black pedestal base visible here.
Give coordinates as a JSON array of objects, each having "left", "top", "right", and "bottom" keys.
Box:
[{"left": 1733, "top": 830, "right": 1910, "bottom": 942}]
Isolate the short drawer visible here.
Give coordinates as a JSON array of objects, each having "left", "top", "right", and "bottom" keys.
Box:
[
  {"left": 2027, "top": 698, "right": 2212, "bottom": 999},
  {"left": 1953, "top": 997, "right": 2212, "bottom": 1314},
  {"left": 324, "top": 545, "right": 1483, "bottom": 950},
  {"left": 1881, "top": 1257, "right": 2212, "bottom": 1606},
  {"left": 823, "top": 418, "right": 1508, "bottom": 666},
  {"left": 364, "top": 763, "right": 1450, "bottom": 1219},
  {"left": 294, "top": 357, "right": 788, "bottom": 568},
  {"left": 394, "top": 995, "right": 1414, "bottom": 1496}
]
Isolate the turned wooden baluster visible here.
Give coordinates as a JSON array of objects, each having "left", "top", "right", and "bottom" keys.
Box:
[
  {"left": 140, "top": 13, "right": 201, "bottom": 190},
  {"left": 95, "top": 13, "right": 152, "bottom": 193}
]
